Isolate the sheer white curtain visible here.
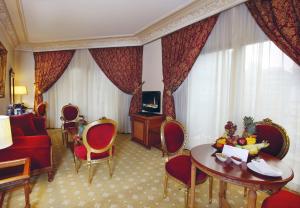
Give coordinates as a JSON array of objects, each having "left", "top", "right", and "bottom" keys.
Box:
[
  {"left": 174, "top": 4, "right": 300, "bottom": 191},
  {"left": 44, "top": 49, "right": 131, "bottom": 133}
]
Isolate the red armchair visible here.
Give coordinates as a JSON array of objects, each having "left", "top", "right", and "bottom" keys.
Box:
[
  {"left": 74, "top": 117, "right": 117, "bottom": 184},
  {"left": 0, "top": 113, "right": 53, "bottom": 181},
  {"left": 262, "top": 190, "right": 300, "bottom": 208},
  {"left": 255, "top": 118, "right": 290, "bottom": 159},
  {"left": 160, "top": 117, "right": 212, "bottom": 207},
  {"left": 60, "top": 103, "right": 80, "bottom": 146}
]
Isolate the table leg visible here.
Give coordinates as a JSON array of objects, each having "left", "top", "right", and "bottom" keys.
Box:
[
  {"left": 219, "top": 180, "right": 225, "bottom": 208},
  {"left": 0, "top": 191, "right": 5, "bottom": 207},
  {"left": 247, "top": 188, "right": 257, "bottom": 208},
  {"left": 190, "top": 162, "right": 196, "bottom": 208}
]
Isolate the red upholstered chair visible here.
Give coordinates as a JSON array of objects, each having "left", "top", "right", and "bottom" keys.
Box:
[
  {"left": 73, "top": 118, "right": 117, "bottom": 184},
  {"left": 161, "top": 117, "right": 212, "bottom": 207},
  {"left": 244, "top": 118, "right": 290, "bottom": 196},
  {"left": 262, "top": 190, "right": 300, "bottom": 208},
  {"left": 60, "top": 103, "right": 80, "bottom": 146},
  {"left": 36, "top": 102, "right": 47, "bottom": 117},
  {"left": 255, "top": 118, "right": 290, "bottom": 159}
]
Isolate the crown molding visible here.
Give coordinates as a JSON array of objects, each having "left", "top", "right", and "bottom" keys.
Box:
[
  {"left": 137, "top": 0, "right": 247, "bottom": 44},
  {"left": 0, "top": 0, "right": 19, "bottom": 47},
  {"left": 12, "top": 0, "right": 246, "bottom": 51},
  {"left": 16, "top": 36, "right": 141, "bottom": 52}
]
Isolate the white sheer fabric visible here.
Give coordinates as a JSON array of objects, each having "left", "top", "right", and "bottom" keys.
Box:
[
  {"left": 44, "top": 49, "right": 131, "bottom": 133},
  {"left": 174, "top": 4, "right": 300, "bottom": 191}
]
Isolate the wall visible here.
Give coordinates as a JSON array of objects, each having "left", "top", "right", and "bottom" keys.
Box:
[
  {"left": 0, "top": 29, "right": 14, "bottom": 114},
  {"left": 14, "top": 51, "right": 35, "bottom": 108},
  {"left": 142, "top": 39, "right": 163, "bottom": 113}
]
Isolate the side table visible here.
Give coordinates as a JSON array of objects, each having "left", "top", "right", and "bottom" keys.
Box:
[{"left": 0, "top": 158, "right": 31, "bottom": 208}]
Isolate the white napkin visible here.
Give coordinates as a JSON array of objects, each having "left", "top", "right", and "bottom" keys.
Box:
[{"left": 251, "top": 159, "right": 282, "bottom": 177}]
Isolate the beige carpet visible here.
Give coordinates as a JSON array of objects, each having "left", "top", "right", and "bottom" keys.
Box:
[{"left": 3, "top": 129, "right": 268, "bottom": 208}]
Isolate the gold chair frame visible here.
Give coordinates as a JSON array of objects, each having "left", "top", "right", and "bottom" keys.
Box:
[
  {"left": 243, "top": 118, "right": 290, "bottom": 197},
  {"left": 60, "top": 103, "right": 80, "bottom": 146},
  {"left": 36, "top": 102, "right": 47, "bottom": 117},
  {"left": 255, "top": 118, "right": 290, "bottom": 160},
  {"left": 74, "top": 118, "right": 117, "bottom": 184},
  {"left": 160, "top": 117, "right": 212, "bottom": 207}
]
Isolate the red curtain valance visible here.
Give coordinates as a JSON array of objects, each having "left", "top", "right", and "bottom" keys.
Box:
[
  {"left": 89, "top": 46, "right": 143, "bottom": 115},
  {"left": 162, "top": 15, "right": 219, "bottom": 118},
  {"left": 246, "top": 0, "right": 300, "bottom": 65},
  {"left": 34, "top": 50, "right": 75, "bottom": 108}
]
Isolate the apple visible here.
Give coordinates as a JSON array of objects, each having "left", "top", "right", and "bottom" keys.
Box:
[{"left": 237, "top": 137, "right": 247, "bottom": 146}]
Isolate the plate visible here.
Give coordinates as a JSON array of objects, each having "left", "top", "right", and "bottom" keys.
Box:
[
  {"left": 215, "top": 153, "right": 228, "bottom": 162},
  {"left": 247, "top": 162, "right": 282, "bottom": 177}
]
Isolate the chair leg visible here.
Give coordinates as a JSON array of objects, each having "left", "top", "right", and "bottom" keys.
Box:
[
  {"left": 61, "top": 131, "right": 65, "bottom": 146},
  {"left": 185, "top": 188, "right": 190, "bottom": 208},
  {"left": 107, "top": 158, "right": 113, "bottom": 178},
  {"left": 88, "top": 162, "right": 93, "bottom": 184},
  {"left": 209, "top": 176, "right": 213, "bottom": 204},
  {"left": 24, "top": 181, "right": 30, "bottom": 208},
  {"left": 163, "top": 173, "right": 168, "bottom": 198},
  {"left": 244, "top": 187, "right": 247, "bottom": 197},
  {"left": 0, "top": 191, "right": 5, "bottom": 208}
]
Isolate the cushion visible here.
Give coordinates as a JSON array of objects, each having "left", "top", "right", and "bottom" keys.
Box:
[
  {"left": 166, "top": 155, "right": 207, "bottom": 187},
  {"left": 74, "top": 145, "right": 114, "bottom": 160},
  {"left": 10, "top": 113, "right": 38, "bottom": 136},
  {"left": 63, "top": 106, "right": 79, "bottom": 121},
  {"left": 37, "top": 103, "right": 46, "bottom": 116},
  {"left": 256, "top": 125, "right": 284, "bottom": 157},
  {"left": 164, "top": 122, "right": 184, "bottom": 153},
  {"left": 33, "top": 116, "right": 47, "bottom": 134},
  {"left": 262, "top": 190, "right": 300, "bottom": 208},
  {"left": 11, "top": 127, "right": 24, "bottom": 137},
  {"left": 87, "top": 123, "right": 115, "bottom": 149}
]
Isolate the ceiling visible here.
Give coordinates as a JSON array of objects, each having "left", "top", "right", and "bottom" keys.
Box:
[{"left": 2, "top": 0, "right": 246, "bottom": 51}]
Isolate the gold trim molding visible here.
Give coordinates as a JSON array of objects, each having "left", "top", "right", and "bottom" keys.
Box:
[{"left": 8, "top": 0, "right": 247, "bottom": 51}]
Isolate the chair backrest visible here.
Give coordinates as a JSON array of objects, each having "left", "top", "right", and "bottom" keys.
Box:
[
  {"left": 160, "top": 117, "right": 186, "bottom": 156},
  {"left": 255, "top": 118, "right": 290, "bottom": 159},
  {"left": 36, "top": 102, "right": 47, "bottom": 116},
  {"left": 61, "top": 103, "right": 79, "bottom": 121},
  {"left": 82, "top": 118, "right": 117, "bottom": 157}
]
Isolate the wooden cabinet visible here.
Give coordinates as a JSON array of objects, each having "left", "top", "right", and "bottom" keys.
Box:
[{"left": 130, "top": 114, "right": 165, "bottom": 148}]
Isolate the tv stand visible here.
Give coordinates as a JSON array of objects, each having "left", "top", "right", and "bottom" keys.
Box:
[
  {"left": 131, "top": 113, "right": 165, "bottom": 148},
  {"left": 138, "top": 112, "right": 158, "bottom": 117}
]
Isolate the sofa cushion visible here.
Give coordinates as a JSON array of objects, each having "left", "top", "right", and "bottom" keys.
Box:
[
  {"left": 11, "top": 127, "right": 25, "bottom": 137},
  {"left": 0, "top": 135, "right": 51, "bottom": 171},
  {"left": 10, "top": 113, "right": 38, "bottom": 136}
]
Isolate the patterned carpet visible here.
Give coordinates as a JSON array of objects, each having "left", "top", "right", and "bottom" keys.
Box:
[{"left": 3, "top": 129, "right": 268, "bottom": 208}]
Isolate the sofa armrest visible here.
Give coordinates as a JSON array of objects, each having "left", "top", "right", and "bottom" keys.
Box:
[{"left": 33, "top": 116, "right": 46, "bottom": 132}]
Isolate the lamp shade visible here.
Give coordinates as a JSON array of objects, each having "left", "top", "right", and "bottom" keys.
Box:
[
  {"left": 0, "top": 115, "right": 13, "bottom": 149},
  {"left": 14, "top": 86, "right": 27, "bottom": 95}
]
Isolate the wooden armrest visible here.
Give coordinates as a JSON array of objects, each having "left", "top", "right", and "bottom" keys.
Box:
[{"left": 0, "top": 158, "right": 30, "bottom": 185}]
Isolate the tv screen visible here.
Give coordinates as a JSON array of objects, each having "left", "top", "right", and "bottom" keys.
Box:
[{"left": 142, "top": 91, "right": 161, "bottom": 113}]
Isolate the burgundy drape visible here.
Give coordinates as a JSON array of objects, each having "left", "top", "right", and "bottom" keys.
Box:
[
  {"left": 246, "top": 0, "right": 300, "bottom": 65},
  {"left": 162, "top": 15, "right": 218, "bottom": 118},
  {"left": 34, "top": 50, "right": 75, "bottom": 109},
  {"left": 89, "top": 47, "right": 143, "bottom": 115}
]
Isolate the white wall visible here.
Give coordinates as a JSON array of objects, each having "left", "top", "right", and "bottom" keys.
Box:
[
  {"left": 14, "top": 51, "right": 35, "bottom": 108},
  {"left": 142, "top": 39, "right": 163, "bottom": 113},
  {"left": 0, "top": 29, "right": 14, "bottom": 114}
]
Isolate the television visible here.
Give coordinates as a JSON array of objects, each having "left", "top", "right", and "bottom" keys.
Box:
[{"left": 142, "top": 91, "right": 161, "bottom": 114}]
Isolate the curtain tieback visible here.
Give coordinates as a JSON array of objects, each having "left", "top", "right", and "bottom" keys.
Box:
[
  {"left": 165, "top": 89, "right": 172, "bottom": 96},
  {"left": 133, "top": 81, "right": 145, "bottom": 95}
]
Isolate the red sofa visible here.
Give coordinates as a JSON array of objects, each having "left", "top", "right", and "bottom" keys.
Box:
[{"left": 0, "top": 113, "right": 53, "bottom": 181}]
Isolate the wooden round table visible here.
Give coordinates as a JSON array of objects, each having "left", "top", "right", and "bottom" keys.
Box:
[{"left": 190, "top": 144, "right": 294, "bottom": 208}]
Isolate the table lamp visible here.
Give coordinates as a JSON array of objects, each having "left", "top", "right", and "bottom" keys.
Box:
[
  {"left": 14, "top": 85, "right": 27, "bottom": 103},
  {"left": 0, "top": 115, "right": 13, "bottom": 149}
]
